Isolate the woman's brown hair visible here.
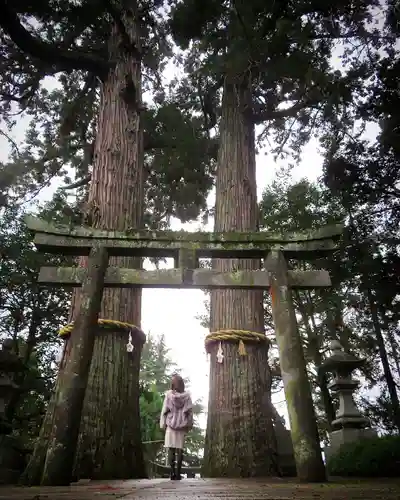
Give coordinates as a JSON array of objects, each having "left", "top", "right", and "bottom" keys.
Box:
[{"left": 171, "top": 374, "right": 185, "bottom": 393}]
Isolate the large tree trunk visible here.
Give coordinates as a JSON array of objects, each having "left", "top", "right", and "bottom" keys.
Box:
[
  {"left": 203, "top": 78, "right": 278, "bottom": 478},
  {"left": 72, "top": 325, "right": 145, "bottom": 480},
  {"left": 22, "top": 16, "right": 146, "bottom": 484}
]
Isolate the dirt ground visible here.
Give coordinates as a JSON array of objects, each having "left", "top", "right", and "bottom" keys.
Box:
[{"left": 0, "top": 478, "right": 399, "bottom": 500}]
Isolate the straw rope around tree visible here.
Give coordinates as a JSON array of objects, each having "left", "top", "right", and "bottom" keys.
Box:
[
  {"left": 205, "top": 329, "right": 269, "bottom": 357},
  {"left": 59, "top": 318, "right": 146, "bottom": 346}
]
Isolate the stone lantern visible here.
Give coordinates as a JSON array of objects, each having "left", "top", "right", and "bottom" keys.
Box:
[{"left": 320, "top": 340, "right": 377, "bottom": 460}]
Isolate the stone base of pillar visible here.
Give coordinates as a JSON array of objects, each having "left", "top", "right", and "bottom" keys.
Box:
[{"left": 324, "top": 427, "right": 378, "bottom": 462}]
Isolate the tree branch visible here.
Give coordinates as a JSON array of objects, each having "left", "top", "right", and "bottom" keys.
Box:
[
  {"left": 0, "top": 129, "right": 19, "bottom": 154},
  {"left": 0, "top": 1, "right": 110, "bottom": 76},
  {"left": 60, "top": 175, "right": 92, "bottom": 191},
  {"left": 308, "top": 32, "right": 393, "bottom": 42},
  {"left": 253, "top": 99, "right": 320, "bottom": 124}
]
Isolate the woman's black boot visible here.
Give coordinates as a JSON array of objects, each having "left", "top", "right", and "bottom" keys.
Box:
[
  {"left": 168, "top": 447, "right": 176, "bottom": 480},
  {"left": 176, "top": 449, "right": 183, "bottom": 480}
]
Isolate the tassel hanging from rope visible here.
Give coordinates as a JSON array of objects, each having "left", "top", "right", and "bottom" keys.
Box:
[{"left": 238, "top": 339, "right": 247, "bottom": 356}]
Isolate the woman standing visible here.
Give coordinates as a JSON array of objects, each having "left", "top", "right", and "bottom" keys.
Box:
[{"left": 160, "top": 374, "right": 193, "bottom": 480}]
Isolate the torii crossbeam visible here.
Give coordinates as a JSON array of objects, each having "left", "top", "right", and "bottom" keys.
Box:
[{"left": 25, "top": 215, "right": 341, "bottom": 290}]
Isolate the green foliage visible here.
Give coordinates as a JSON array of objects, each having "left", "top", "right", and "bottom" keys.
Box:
[
  {"left": 143, "top": 103, "right": 216, "bottom": 226},
  {"left": 322, "top": 38, "right": 400, "bottom": 221},
  {"left": 260, "top": 174, "right": 345, "bottom": 233},
  {"left": 0, "top": 203, "right": 72, "bottom": 444},
  {"left": 170, "top": 0, "right": 387, "bottom": 160},
  {"left": 361, "top": 393, "right": 400, "bottom": 436},
  {"left": 140, "top": 387, "right": 164, "bottom": 444},
  {"left": 327, "top": 435, "right": 400, "bottom": 477},
  {"left": 0, "top": 1, "right": 215, "bottom": 226},
  {"left": 260, "top": 176, "right": 344, "bottom": 439},
  {"left": 320, "top": 23, "right": 400, "bottom": 432},
  {"left": 140, "top": 333, "right": 178, "bottom": 395}
]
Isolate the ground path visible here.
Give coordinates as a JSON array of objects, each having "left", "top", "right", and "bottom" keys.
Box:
[{"left": 0, "top": 478, "right": 399, "bottom": 500}]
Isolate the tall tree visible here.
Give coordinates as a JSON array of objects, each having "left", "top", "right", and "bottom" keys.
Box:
[
  {"left": 0, "top": 0, "right": 213, "bottom": 484},
  {"left": 8, "top": 0, "right": 148, "bottom": 482},
  {"left": 205, "top": 77, "right": 278, "bottom": 477},
  {"left": 170, "top": 0, "right": 384, "bottom": 477}
]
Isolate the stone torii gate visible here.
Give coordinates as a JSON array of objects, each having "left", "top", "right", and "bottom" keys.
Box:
[{"left": 24, "top": 216, "right": 342, "bottom": 484}]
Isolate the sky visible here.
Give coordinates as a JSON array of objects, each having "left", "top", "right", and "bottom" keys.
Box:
[{"left": 0, "top": 45, "right": 366, "bottom": 432}]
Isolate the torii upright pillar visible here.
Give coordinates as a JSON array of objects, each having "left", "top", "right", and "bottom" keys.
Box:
[{"left": 266, "top": 250, "right": 326, "bottom": 482}]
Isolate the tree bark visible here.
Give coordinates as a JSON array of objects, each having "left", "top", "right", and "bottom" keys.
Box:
[
  {"left": 41, "top": 246, "right": 108, "bottom": 486},
  {"left": 22, "top": 10, "right": 146, "bottom": 484},
  {"left": 203, "top": 77, "right": 278, "bottom": 478},
  {"left": 73, "top": 324, "right": 145, "bottom": 480},
  {"left": 266, "top": 251, "right": 326, "bottom": 483}
]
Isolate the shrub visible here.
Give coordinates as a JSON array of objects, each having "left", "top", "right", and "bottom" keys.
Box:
[{"left": 327, "top": 435, "right": 400, "bottom": 477}]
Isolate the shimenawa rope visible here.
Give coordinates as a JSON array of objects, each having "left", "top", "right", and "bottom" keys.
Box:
[{"left": 205, "top": 329, "right": 269, "bottom": 356}]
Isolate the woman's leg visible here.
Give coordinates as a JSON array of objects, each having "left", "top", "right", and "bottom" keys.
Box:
[
  {"left": 168, "top": 447, "right": 176, "bottom": 479},
  {"left": 176, "top": 448, "right": 183, "bottom": 480}
]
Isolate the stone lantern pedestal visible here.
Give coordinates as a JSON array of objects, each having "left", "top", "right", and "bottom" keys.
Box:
[{"left": 320, "top": 341, "right": 377, "bottom": 461}]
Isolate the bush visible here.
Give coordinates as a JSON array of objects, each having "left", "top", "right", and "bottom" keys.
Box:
[{"left": 327, "top": 435, "right": 400, "bottom": 477}]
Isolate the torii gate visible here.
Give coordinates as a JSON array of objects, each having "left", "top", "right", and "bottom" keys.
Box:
[{"left": 24, "top": 215, "right": 342, "bottom": 484}]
